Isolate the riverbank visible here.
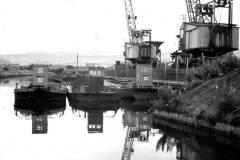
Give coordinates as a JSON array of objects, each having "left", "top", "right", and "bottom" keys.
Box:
[
  {"left": 0, "top": 71, "right": 32, "bottom": 78},
  {"left": 152, "top": 55, "right": 240, "bottom": 137},
  {"left": 153, "top": 111, "right": 240, "bottom": 138},
  {"left": 152, "top": 116, "right": 240, "bottom": 160}
]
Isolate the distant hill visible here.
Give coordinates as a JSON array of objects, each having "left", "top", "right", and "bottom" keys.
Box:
[
  {"left": 0, "top": 51, "right": 173, "bottom": 66},
  {"left": 0, "top": 52, "right": 124, "bottom": 66}
]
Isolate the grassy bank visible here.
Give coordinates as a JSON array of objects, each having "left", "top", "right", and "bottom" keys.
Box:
[{"left": 153, "top": 54, "right": 240, "bottom": 127}]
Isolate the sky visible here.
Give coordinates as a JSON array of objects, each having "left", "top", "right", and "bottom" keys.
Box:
[{"left": 0, "top": 0, "right": 239, "bottom": 56}]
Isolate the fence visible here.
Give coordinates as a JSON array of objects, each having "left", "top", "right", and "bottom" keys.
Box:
[{"left": 104, "top": 68, "right": 187, "bottom": 82}]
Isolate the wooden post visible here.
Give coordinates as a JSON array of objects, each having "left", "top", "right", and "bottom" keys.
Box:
[
  {"left": 164, "top": 61, "right": 167, "bottom": 80},
  {"left": 228, "top": 0, "right": 233, "bottom": 52},
  {"left": 202, "top": 52, "right": 205, "bottom": 64},
  {"left": 114, "top": 66, "right": 116, "bottom": 79},
  {"left": 176, "top": 56, "right": 179, "bottom": 81},
  {"left": 186, "top": 58, "right": 189, "bottom": 81}
]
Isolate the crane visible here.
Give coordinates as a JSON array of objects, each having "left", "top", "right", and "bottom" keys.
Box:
[
  {"left": 171, "top": 0, "right": 234, "bottom": 68},
  {"left": 123, "top": 0, "right": 156, "bottom": 66}
]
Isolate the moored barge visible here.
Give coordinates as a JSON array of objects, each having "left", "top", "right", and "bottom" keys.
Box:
[{"left": 14, "top": 65, "right": 66, "bottom": 107}]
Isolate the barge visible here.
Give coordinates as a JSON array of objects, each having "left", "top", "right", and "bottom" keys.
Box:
[{"left": 14, "top": 65, "right": 66, "bottom": 108}]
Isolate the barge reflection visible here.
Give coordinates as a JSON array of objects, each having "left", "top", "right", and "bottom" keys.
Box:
[
  {"left": 14, "top": 98, "right": 66, "bottom": 134},
  {"left": 68, "top": 98, "right": 120, "bottom": 133},
  {"left": 15, "top": 106, "right": 65, "bottom": 134}
]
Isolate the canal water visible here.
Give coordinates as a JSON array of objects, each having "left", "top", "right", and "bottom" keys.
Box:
[{"left": 0, "top": 78, "right": 239, "bottom": 160}]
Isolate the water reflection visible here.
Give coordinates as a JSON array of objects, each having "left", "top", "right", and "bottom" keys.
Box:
[
  {"left": 1, "top": 78, "right": 240, "bottom": 160},
  {"left": 88, "top": 111, "right": 103, "bottom": 133},
  {"left": 122, "top": 107, "right": 152, "bottom": 141},
  {"left": 69, "top": 97, "right": 120, "bottom": 134},
  {"left": 153, "top": 119, "right": 240, "bottom": 160},
  {"left": 121, "top": 100, "right": 152, "bottom": 160},
  {"left": 14, "top": 99, "right": 66, "bottom": 134},
  {"left": 156, "top": 133, "right": 177, "bottom": 152}
]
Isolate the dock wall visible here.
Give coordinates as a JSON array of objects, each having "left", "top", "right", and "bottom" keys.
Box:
[{"left": 153, "top": 111, "right": 240, "bottom": 138}]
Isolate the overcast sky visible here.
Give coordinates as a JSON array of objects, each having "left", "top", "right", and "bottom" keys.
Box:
[{"left": 0, "top": 0, "right": 239, "bottom": 55}]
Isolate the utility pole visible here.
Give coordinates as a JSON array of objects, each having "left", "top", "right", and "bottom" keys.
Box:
[
  {"left": 228, "top": 0, "right": 233, "bottom": 52},
  {"left": 76, "top": 52, "right": 79, "bottom": 75},
  {"left": 186, "top": 58, "right": 189, "bottom": 81},
  {"left": 176, "top": 56, "right": 179, "bottom": 81}
]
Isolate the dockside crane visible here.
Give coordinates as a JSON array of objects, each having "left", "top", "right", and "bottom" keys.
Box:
[
  {"left": 123, "top": 0, "right": 162, "bottom": 68},
  {"left": 172, "top": 0, "right": 237, "bottom": 68},
  {"left": 123, "top": 0, "right": 163, "bottom": 89}
]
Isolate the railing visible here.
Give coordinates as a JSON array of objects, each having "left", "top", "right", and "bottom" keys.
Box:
[
  {"left": 16, "top": 82, "right": 67, "bottom": 91},
  {"left": 104, "top": 68, "right": 188, "bottom": 82}
]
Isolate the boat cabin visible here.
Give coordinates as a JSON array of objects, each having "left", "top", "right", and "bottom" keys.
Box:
[{"left": 32, "top": 65, "right": 49, "bottom": 86}]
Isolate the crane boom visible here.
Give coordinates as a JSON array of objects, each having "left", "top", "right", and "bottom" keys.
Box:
[{"left": 124, "top": 0, "right": 137, "bottom": 43}]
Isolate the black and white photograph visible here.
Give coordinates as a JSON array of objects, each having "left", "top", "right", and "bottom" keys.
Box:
[{"left": 0, "top": 0, "right": 240, "bottom": 160}]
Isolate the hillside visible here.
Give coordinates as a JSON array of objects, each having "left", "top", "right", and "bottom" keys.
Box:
[
  {"left": 154, "top": 54, "right": 240, "bottom": 126},
  {"left": 177, "top": 70, "right": 240, "bottom": 123}
]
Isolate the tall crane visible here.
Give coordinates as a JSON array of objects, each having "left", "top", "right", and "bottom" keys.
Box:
[
  {"left": 171, "top": 0, "right": 235, "bottom": 68},
  {"left": 123, "top": 0, "right": 159, "bottom": 67}
]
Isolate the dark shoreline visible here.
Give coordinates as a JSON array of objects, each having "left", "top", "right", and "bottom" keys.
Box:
[
  {"left": 0, "top": 73, "right": 32, "bottom": 78},
  {"left": 153, "top": 111, "right": 240, "bottom": 139}
]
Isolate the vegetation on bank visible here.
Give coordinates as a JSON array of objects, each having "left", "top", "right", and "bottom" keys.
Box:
[{"left": 153, "top": 54, "right": 240, "bottom": 126}]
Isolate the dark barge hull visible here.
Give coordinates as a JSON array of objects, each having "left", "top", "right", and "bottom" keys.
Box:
[
  {"left": 67, "top": 92, "right": 119, "bottom": 110},
  {"left": 14, "top": 87, "right": 66, "bottom": 110},
  {"left": 120, "top": 99, "right": 152, "bottom": 111},
  {"left": 119, "top": 87, "right": 158, "bottom": 100}
]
